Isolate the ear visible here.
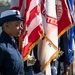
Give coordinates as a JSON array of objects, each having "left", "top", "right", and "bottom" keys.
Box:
[{"left": 4, "top": 22, "right": 9, "bottom": 28}]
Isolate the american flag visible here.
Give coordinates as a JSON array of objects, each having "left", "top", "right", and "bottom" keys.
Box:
[{"left": 10, "top": 0, "right": 44, "bottom": 61}]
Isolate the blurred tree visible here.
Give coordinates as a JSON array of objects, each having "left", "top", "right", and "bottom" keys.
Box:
[{"left": 0, "top": 0, "right": 10, "bottom": 6}]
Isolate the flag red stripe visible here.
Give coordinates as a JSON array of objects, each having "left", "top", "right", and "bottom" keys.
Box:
[
  {"left": 22, "top": 24, "right": 44, "bottom": 57},
  {"left": 11, "top": 7, "right": 19, "bottom": 10},
  {"left": 26, "top": 4, "right": 41, "bottom": 26}
]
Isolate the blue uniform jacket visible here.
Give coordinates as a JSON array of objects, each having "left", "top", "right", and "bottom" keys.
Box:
[{"left": 0, "top": 31, "right": 24, "bottom": 75}]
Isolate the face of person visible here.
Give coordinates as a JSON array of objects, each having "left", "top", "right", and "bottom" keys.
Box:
[{"left": 4, "top": 20, "right": 23, "bottom": 37}]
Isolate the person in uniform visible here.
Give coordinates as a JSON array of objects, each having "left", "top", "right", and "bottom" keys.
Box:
[{"left": 0, "top": 10, "right": 24, "bottom": 75}]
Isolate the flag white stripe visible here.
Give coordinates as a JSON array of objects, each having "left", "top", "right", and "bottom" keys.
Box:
[
  {"left": 26, "top": 0, "right": 41, "bottom": 21},
  {"left": 28, "top": 14, "right": 42, "bottom": 36}
]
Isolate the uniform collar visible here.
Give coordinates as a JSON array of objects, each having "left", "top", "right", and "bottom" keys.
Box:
[{"left": 1, "top": 31, "right": 14, "bottom": 44}]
